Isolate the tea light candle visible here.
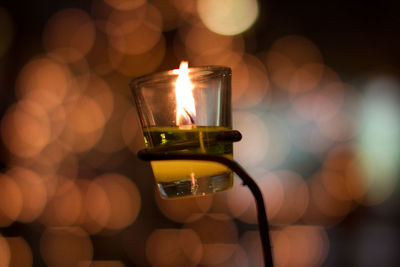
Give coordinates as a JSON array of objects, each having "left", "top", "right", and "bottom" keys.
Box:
[{"left": 131, "top": 62, "right": 233, "bottom": 198}]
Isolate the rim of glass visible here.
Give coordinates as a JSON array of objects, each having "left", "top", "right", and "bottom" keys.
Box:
[{"left": 129, "top": 65, "right": 231, "bottom": 89}]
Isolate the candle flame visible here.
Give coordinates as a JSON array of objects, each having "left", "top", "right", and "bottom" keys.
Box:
[{"left": 173, "top": 61, "right": 196, "bottom": 127}]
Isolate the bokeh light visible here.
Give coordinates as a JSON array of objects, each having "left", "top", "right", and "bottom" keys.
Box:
[
  {"left": 146, "top": 229, "right": 203, "bottom": 266},
  {"left": 1, "top": 100, "right": 51, "bottom": 158},
  {"left": 233, "top": 111, "right": 269, "bottom": 168},
  {"left": 357, "top": 76, "right": 400, "bottom": 205},
  {"left": 40, "top": 177, "right": 83, "bottom": 226},
  {"left": 197, "top": 0, "right": 259, "bottom": 36},
  {"left": 5, "top": 237, "right": 33, "bottom": 267},
  {"left": 155, "top": 191, "right": 212, "bottom": 223},
  {"left": 106, "top": 4, "right": 162, "bottom": 55},
  {"left": 184, "top": 214, "right": 238, "bottom": 265},
  {"left": 0, "top": 235, "right": 10, "bottom": 267},
  {"left": 227, "top": 173, "right": 284, "bottom": 224},
  {"left": 86, "top": 173, "right": 141, "bottom": 230},
  {"left": 104, "top": 0, "right": 146, "bottom": 11},
  {"left": 40, "top": 227, "right": 93, "bottom": 267},
  {"left": 7, "top": 166, "right": 47, "bottom": 223},
  {"left": 78, "top": 261, "right": 125, "bottom": 267},
  {"left": 108, "top": 35, "right": 166, "bottom": 77},
  {"left": 273, "top": 226, "right": 329, "bottom": 267},
  {"left": 269, "top": 170, "right": 309, "bottom": 225},
  {"left": 43, "top": 8, "right": 96, "bottom": 62},
  {"left": 0, "top": 174, "right": 23, "bottom": 227},
  {"left": 16, "top": 57, "right": 70, "bottom": 111}
]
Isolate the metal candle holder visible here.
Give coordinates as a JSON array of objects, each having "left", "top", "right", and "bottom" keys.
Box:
[{"left": 137, "top": 130, "right": 274, "bottom": 267}]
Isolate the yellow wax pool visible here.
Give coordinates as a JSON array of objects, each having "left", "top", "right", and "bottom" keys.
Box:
[{"left": 143, "top": 126, "right": 234, "bottom": 198}]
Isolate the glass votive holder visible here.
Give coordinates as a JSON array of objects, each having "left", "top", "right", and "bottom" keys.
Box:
[{"left": 130, "top": 63, "right": 233, "bottom": 198}]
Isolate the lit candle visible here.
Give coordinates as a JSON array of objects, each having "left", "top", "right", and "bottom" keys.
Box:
[{"left": 131, "top": 62, "right": 233, "bottom": 198}]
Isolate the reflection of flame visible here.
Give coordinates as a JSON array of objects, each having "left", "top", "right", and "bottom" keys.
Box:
[{"left": 173, "top": 61, "right": 196, "bottom": 126}]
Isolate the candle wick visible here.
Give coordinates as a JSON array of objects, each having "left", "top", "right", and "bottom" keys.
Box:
[{"left": 183, "top": 107, "right": 195, "bottom": 124}]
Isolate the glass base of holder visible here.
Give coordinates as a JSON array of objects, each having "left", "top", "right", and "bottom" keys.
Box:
[{"left": 157, "top": 172, "right": 233, "bottom": 198}]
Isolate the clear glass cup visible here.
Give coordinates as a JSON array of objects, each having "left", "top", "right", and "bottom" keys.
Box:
[{"left": 130, "top": 64, "right": 233, "bottom": 198}]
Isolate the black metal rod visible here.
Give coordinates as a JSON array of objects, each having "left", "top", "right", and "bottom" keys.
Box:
[{"left": 137, "top": 149, "right": 274, "bottom": 267}]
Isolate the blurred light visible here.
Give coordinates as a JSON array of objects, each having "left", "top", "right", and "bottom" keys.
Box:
[
  {"left": 206, "top": 190, "right": 233, "bottom": 214},
  {"left": 232, "top": 55, "right": 269, "bottom": 109},
  {"left": 309, "top": 172, "right": 353, "bottom": 219},
  {"left": 122, "top": 107, "right": 140, "bottom": 152},
  {"left": 66, "top": 95, "right": 106, "bottom": 134},
  {"left": 87, "top": 173, "right": 141, "bottom": 230},
  {"left": 48, "top": 106, "right": 67, "bottom": 142},
  {"left": 288, "top": 63, "right": 324, "bottom": 93},
  {"left": 193, "top": 45, "right": 244, "bottom": 68},
  {"left": 85, "top": 178, "right": 109, "bottom": 231},
  {"left": 0, "top": 7, "right": 14, "bottom": 58},
  {"left": 107, "top": 4, "right": 162, "bottom": 55},
  {"left": 286, "top": 76, "right": 347, "bottom": 155},
  {"left": 0, "top": 235, "right": 10, "bottom": 267},
  {"left": 85, "top": 31, "right": 116, "bottom": 75},
  {"left": 7, "top": 167, "right": 47, "bottom": 223},
  {"left": 155, "top": 191, "right": 212, "bottom": 223},
  {"left": 40, "top": 227, "right": 93, "bottom": 267},
  {"left": 318, "top": 110, "right": 357, "bottom": 142},
  {"left": 225, "top": 177, "right": 251, "bottom": 221},
  {"left": 40, "top": 178, "right": 83, "bottom": 226},
  {"left": 227, "top": 173, "right": 283, "bottom": 224},
  {"left": 176, "top": 22, "right": 245, "bottom": 66},
  {"left": 269, "top": 35, "right": 323, "bottom": 67},
  {"left": 70, "top": 55, "right": 92, "bottom": 74},
  {"left": 108, "top": 35, "right": 166, "bottom": 76},
  {"left": 151, "top": 0, "right": 182, "bottom": 31},
  {"left": 313, "top": 81, "right": 344, "bottom": 122},
  {"left": 233, "top": 111, "right": 269, "bottom": 168},
  {"left": 184, "top": 25, "right": 234, "bottom": 57},
  {"left": 0, "top": 174, "right": 23, "bottom": 227},
  {"left": 104, "top": 0, "right": 146, "bottom": 11},
  {"left": 61, "top": 95, "right": 105, "bottom": 152},
  {"left": 211, "top": 245, "right": 248, "bottom": 267},
  {"left": 291, "top": 81, "right": 344, "bottom": 123},
  {"left": 5, "top": 237, "right": 33, "bottom": 267},
  {"left": 71, "top": 178, "right": 104, "bottom": 235},
  {"left": 146, "top": 229, "right": 203, "bottom": 266},
  {"left": 95, "top": 91, "right": 131, "bottom": 154},
  {"left": 285, "top": 110, "right": 332, "bottom": 155},
  {"left": 15, "top": 57, "right": 71, "bottom": 111},
  {"left": 265, "top": 35, "right": 323, "bottom": 95},
  {"left": 43, "top": 8, "right": 96, "bottom": 62},
  {"left": 201, "top": 243, "right": 240, "bottom": 265},
  {"left": 170, "top": 0, "right": 197, "bottom": 22},
  {"left": 76, "top": 74, "right": 114, "bottom": 121},
  {"left": 357, "top": 76, "right": 400, "bottom": 205},
  {"left": 184, "top": 214, "right": 238, "bottom": 265},
  {"left": 261, "top": 115, "right": 291, "bottom": 170},
  {"left": 60, "top": 126, "right": 104, "bottom": 153},
  {"left": 197, "top": 0, "right": 259, "bottom": 36},
  {"left": 239, "top": 231, "right": 263, "bottom": 267},
  {"left": 269, "top": 170, "right": 309, "bottom": 225},
  {"left": 1, "top": 100, "right": 51, "bottom": 158},
  {"left": 323, "top": 144, "right": 366, "bottom": 201},
  {"left": 231, "top": 60, "right": 248, "bottom": 104},
  {"left": 264, "top": 51, "right": 296, "bottom": 91},
  {"left": 78, "top": 261, "right": 125, "bottom": 267},
  {"left": 274, "top": 225, "right": 329, "bottom": 267}
]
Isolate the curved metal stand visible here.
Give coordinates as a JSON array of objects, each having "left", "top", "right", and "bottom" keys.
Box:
[{"left": 138, "top": 149, "right": 274, "bottom": 267}]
